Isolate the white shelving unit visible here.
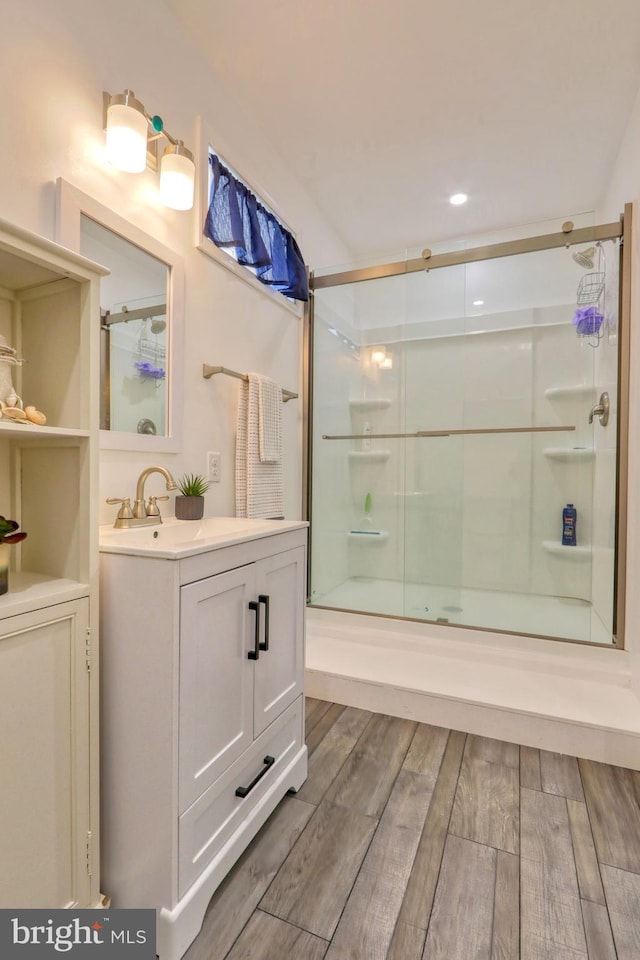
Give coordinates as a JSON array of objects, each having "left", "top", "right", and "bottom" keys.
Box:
[{"left": 0, "top": 218, "right": 106, "bottom": 909}]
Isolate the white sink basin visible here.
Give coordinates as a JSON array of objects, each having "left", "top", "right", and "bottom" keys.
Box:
[{"left": 99, "top": 516, "right": 306, "bottom": 558}]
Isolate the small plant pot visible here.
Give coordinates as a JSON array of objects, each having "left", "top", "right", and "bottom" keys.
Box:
[
  {"left": 0, "top": 542, "right": 10, "bottom": 596},
  {"left": 175, "top": 495, "right": 204, "bottom": 521}
]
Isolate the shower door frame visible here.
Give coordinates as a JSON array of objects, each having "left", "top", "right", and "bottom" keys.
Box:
[{"left": 305, "top": 205, "right": 632, "bottom": 649}]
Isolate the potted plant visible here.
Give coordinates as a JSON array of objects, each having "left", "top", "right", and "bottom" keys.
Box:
[
  {"left": 0, "top": 515, "right": 28, "bottom": 596},
  {"left": 175, "top": 473, "right": 211, "bottom": 521}
]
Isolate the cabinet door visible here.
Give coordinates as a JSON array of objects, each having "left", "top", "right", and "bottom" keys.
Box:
[
  {"left": 253, "top": 546, "right": 305, "bottom": 737},
  {"left": 179, "top": 566, "right": 255, "bottom": 812},
  {"left": 0, "top": 599, "right": 91, "bottom": 908}
]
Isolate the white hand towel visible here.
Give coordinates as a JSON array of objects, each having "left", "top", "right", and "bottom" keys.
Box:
[
  {"left": 257, "top": 374, "right": 283, "bottom": 463},
  {"left": 235, "top": 374, "right": 284, "bottom": 519}
]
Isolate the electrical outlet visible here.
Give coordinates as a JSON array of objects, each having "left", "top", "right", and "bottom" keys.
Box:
[{"left": 207, "top": 451, "right": 221, "bottom": 482}]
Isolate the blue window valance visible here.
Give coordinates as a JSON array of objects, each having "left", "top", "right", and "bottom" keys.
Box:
[{"left": 204, "top": 153, "right": 309, "bottom": 302}]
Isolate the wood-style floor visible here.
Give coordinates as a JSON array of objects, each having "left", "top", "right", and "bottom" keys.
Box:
[{"left": 184, "top": 699, "right": 640, "bottom": 960}]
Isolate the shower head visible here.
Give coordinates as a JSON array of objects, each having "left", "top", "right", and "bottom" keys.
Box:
[
  {"left": 150, "top": 317, "right": 167, "bottom": 334},
  {"left": 571, "top": 246, "right": 595, "bottom": 269}
]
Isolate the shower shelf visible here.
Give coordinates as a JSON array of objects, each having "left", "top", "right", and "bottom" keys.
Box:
[
  {"left": 542, "top": 541, "right": 591, "bottom": 560},
  {"left": 543, "top": 447, "right": 594, "bottom": 462},
  {"left": 349, "top": 399, "right": 392, "bottom": 413},
  {"left": 348, "top": 450, "right": 390, "bottom": 463},
  {"left": 348, "top": 530, "right": 389, "bottom": 543},
  {"left": 544, "top": 385, "right": 597, "bottom": 400}
]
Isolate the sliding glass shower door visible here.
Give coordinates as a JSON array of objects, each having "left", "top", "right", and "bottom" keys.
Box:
[{"left": 308, "top": 217, "right": 626, "bottom": 646}]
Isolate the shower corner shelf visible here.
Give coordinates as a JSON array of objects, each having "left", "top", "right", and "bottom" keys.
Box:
[
  {"left": 542, "top": 541, "right": 591, "bottom": 560},
  {"left": 544, "top": 385, "right": 597, "bottom": 400},
  {"left": 348, "top": 398, "right": 392, "bottom": 413},
  {"left": 543, "top": 447, "right": 594, "bottom": 462},
  {"left": 348, "top": 530, "right": 389, "bottom": 544},
  {"left": 348, "top": 450, "right": 390, "bottom": 463}
]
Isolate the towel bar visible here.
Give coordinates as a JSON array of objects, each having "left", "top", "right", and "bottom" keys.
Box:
[{"left": 202, "top": 364, "right": 298, "bottom": 402}]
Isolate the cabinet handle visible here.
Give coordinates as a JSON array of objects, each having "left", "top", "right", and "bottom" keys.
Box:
[
  {"left": 258, "top": 594, "right": 270, "bottom": 651},
  {"left": 235, "top": 755, "right": 276, "bottom": 798},
  {"left": 248, "top": 601, "right": 260, "bottom": 660}
]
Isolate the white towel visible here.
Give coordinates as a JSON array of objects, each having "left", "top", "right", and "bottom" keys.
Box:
[
  {"left": 236, "top": 374, "right": 284, "bottom": 519},
  {"left": 256, "top": 374, "right": 283, "bottom": 462}
]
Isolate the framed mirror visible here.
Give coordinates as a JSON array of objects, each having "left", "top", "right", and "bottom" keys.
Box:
[{"left": 55, "top": 179, "right": 183, "bottom": 452}]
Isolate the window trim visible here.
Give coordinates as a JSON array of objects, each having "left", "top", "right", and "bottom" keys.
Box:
[{"left": 195, "top": 117, "right": 303, "bottom": 318}]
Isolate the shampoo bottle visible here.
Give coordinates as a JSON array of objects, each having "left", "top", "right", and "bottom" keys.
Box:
[
  {"left": 562, "top": 503, "right": 577, "bottom": 546},
  {"left": 354, "top": 493, "right": 375, "bottom": 533}
]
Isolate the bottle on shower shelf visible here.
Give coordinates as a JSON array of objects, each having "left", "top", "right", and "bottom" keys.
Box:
[
  {"left": 351, "top": 492, "right": 379, "bottom": 534},
  {"left": 562, "top": 503, "right": 577, "bottom": 546}
]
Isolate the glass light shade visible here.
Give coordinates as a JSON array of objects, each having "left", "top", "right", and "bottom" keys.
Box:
[
  {"left": 371, "top": 346, "right": 387, "bottom": 364},
  {"left": 379, "top": 355, "right": 393, "bottom": 369},
  {"left": 105, "top": 92, "right": 148, "bottom": 173},
  {"left": 159, "top": 143, "right": 195, "bottom": 211}
]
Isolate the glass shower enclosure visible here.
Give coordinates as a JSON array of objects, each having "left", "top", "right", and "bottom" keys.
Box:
[{"left": 307, "top": 212, "right": 630, "bottom": 646}]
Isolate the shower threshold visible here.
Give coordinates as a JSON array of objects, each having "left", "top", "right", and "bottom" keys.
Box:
[{"left": 309, "top": 577, "right": 611, "bottom": 645}]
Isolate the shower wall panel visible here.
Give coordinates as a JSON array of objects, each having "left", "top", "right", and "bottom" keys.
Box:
[{"left": 402, "top": 304, "right": 595, "bottom": 601}]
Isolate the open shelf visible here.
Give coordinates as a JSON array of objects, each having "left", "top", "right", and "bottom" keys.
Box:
[
  {"left": 348, "top": 450, "right": 390, "bottom": 463},
  {"left": 349, "top": 399, "right": 392, "bottom": 413},
  {"left": 543, "top": 447, "right": 594, "bottom": 462},
  {"left": 545, "top": 385, "right": 597, "bottom": 401},
  {"left": 348, "top": 530, "right": 390, "bottom": 544},
  {"left": 0, "top": 571, "right": 89, "bottom": 618},
  {"left": 542, "top": 541, "right": 591, "bottom": 560},
  {"left": 0, "top": 421, "right": 90, "bottom": 440}
]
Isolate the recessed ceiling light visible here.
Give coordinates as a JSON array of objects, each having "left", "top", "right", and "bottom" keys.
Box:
[
  {"left": 449, "top": 193, "right": 468, "bottom": 206},
  {"left": 473, "top": 299, "right": 484, "bottom": 306}
]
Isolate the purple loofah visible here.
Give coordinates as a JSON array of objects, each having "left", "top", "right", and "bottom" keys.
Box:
[
  {"left": 135, "top": 360, "right": 166, "bottom": 379},
  {"left": 571, "top": 306, "right": 604, "bottom": 336}
]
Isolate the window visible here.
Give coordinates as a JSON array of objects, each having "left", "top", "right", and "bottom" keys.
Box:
[{"left": 200, "top": 146, "right": 308, "bottom": 304}]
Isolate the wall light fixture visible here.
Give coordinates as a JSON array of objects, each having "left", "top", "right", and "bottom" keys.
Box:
[
  {"left": 370, "top": 345, "right": 393, "bottom": 369},
  {"left": 104, "top": 90, "right": 195, "bottom": 211},
  {"left": 370, "top": 345, "right": 387, "bottom": 365}
]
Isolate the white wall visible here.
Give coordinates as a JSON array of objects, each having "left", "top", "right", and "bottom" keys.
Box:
[{"left": 0, "top": 0, "right": 349, "bottom": 523}]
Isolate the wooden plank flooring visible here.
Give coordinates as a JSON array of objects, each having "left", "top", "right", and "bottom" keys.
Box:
[{"left": 184, "top": 699, "right": 640, "bottom": 960}]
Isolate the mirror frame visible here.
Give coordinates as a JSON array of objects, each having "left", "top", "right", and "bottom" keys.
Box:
[{"left": 55, "top": 178, "right": 184, "bottom": 452}]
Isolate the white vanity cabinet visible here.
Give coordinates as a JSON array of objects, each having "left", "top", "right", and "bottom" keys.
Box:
[
  {"left": 0, "top": 219, "right": 105, "bottom": 910},
  {"left": 99, "top": 520, "right": 308, "bottom": 960}
]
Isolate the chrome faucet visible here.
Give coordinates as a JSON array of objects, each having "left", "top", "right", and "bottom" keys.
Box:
[{"left": 107, "top": 466, "right": 177, "bottom": 528}]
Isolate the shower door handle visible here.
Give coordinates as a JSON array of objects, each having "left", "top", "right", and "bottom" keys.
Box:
[{"left": 588, "top": 392, "right": 609, "bottom": 426}]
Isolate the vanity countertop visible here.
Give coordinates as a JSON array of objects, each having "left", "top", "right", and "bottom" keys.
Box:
[{"left": 99, "top": 516, "right": 308, "bottom": 560}]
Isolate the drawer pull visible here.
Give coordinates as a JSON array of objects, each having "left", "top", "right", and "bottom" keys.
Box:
[
  {"left": 248, "top": 601, "right": 260, "bottom": 660},
  {"left": 235, "top": 755, "right": 275, "bottom": 798},
  {"left": 258, "top": 594, "right": 270, "bottom": 651}
]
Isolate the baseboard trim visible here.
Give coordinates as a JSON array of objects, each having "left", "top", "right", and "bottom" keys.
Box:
[{"left": 306, "top": 669, "right": 640, "bottom": 769}]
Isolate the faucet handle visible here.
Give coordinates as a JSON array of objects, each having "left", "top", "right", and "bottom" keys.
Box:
[
  {"left": 146, "top": 495, "right": 169, "bottom": 517},
  {"left": 106, "top": 497, "right": 134, "bottom": 520}
]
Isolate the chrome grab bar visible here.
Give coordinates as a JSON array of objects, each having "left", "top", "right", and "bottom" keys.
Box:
[{"left": 322, "top": 425, "right": 576, "bottom": 440}]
